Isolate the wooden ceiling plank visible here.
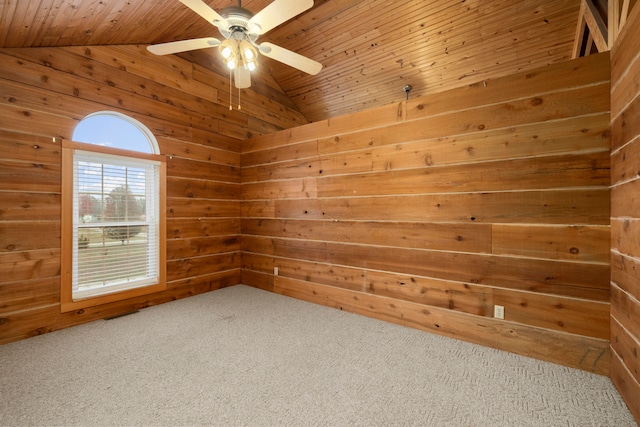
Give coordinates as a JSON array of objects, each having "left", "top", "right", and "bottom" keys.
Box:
[
  {"left": 281, "top": 0, "right": 471, "bottom": 59},
  {"left": 262, "top": 0, "right": 453, "bottom": 62},
  {"left": 267, "top": 1, "right": 483, "bottom": 83},
  {"left": 280, "top": 9, "right": 574, "bottom": 88},
  {"left": 56, "top": 0, "right": 115, "bottom": 47},
  {"left": 97, "top": 1, "right": 153, "bottom": 46},
  {"left": 2, "top": 0, "right": 49, "bottom": 48},
  {"left": 146, "top": 3, "right": 213, "bottom": 45},
  {"left": 268, "top": 1, "right": 576, "bottom": 85},
  {"left": 39, "top": 0, "right": 86, "bottom": 47},
  {"left": 264, "top": 0, "right": 387, "bottom": 41},
  {"left": 278, "top": 15, "right": 574, "bottom": 99},
  {"left": 83, "top": 0, "right": 134, "bottom": 46},
  {"left": 124, "top": 2, "right": 193, "bottom": 46},
  {"left": 0, "top": 1, "right": 19, "bottom": 46}
]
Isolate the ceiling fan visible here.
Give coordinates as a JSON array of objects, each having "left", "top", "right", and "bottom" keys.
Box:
[{"left": 147, "top": 0, "right": 322, "bottom": 89}]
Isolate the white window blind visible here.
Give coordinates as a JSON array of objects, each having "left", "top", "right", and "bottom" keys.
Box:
[{"left": 72, "top": 150, "right": 160, "bottom": 300}]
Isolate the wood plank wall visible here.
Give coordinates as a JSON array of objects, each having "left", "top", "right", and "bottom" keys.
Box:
[
  {"left": 241, "top": 52, "right": 612, "bottom": 374},
  {"left": 0, "top": 44, "right": 305, "bottom": 344},
  {"left": 609, "top": 3, "right": 640, "bottom": 421}
]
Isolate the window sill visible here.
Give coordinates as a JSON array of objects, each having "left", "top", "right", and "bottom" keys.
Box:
[{"left": 60, "top": 281, "right": 167, "bottom": 313}]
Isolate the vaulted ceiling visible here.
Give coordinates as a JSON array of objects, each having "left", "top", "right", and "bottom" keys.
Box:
[{"left": 0, "top": 0, "right": 583, "bottom": 123}]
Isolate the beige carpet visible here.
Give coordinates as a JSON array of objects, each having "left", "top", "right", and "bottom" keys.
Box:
[{"left": 0, "top": 284, "right": 636, "bottom": 426}]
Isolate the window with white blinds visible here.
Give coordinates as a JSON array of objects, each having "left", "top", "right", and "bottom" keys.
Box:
[
  {"left": 61, "top": 111, "right": 166, "bottom": 311},
  {"left": 72, "top": 150, "right": 160, "bottom": 299}
]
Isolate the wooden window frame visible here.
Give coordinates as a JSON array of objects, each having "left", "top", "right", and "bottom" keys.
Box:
[{"left": 61, "top": 139, "right": 167, "bottom": 313}]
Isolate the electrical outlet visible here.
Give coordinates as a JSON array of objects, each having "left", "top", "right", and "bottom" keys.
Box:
[
  {"left": 494, "top": 305, "right": 505, "bottom": 319},
  {"left": 274, "top": 267, "right": 278, "bottom": 276}
]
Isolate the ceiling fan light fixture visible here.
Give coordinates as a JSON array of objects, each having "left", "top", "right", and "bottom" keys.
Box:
[
  {"left": 220, "top": 47, "right": 232, "bottom": 59},
  {"left": 219, "top": 39, "right": 238, "bottom": 68},
  {"left": 240, "top": 39, "right": 258, "bottom": 71},
  {"left": 219, "top": 39, "right": 234, "bottom": 58},
  {"left": 242, "top": 44, "right": 255, "bottom": 60}
]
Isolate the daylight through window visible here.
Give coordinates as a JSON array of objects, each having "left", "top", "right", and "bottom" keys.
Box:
[{"left": 73, "top": 151, "right": 160, "bottom": 298}]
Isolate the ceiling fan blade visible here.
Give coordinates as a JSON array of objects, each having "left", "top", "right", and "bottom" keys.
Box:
[
  {"left": 179, "top": 0, "right": 227, "bottom": 29},
  {"left": 147, "top": 37, "right": 221, "bottom": 55},
  {"left": 248, "top": 0, "right": 314, "bottom": 35},
  {"left": 259, "top": 42, "right": 322, "bottom": 75}
]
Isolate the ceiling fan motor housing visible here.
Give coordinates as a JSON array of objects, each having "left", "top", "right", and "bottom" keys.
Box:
[{"left": 219, "top": 6, "right": 257, "bottom": 37}]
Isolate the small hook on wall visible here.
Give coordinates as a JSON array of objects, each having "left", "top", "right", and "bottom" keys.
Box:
[{"left": 403, "top": 85, "right": 412, "bottom": 101}]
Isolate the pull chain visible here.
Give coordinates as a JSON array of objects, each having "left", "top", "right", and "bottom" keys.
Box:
[{"left": 229, "top": 68, "right": 233, "bottom": 110}]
